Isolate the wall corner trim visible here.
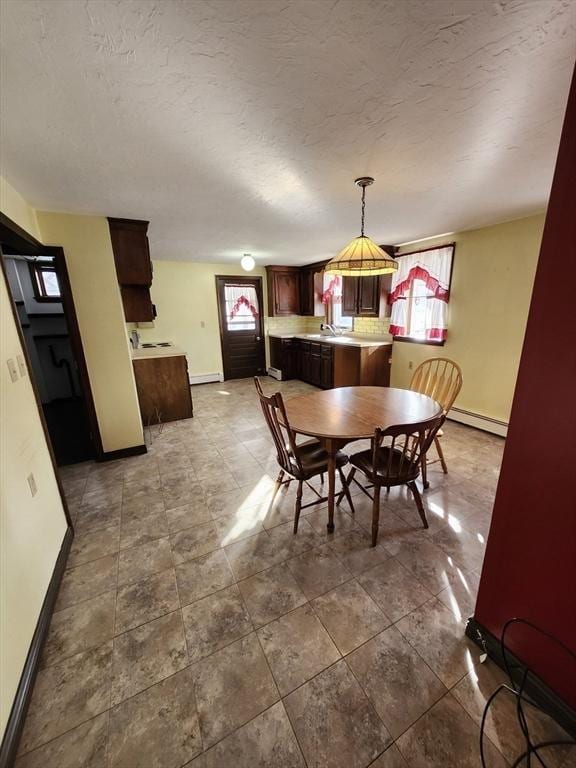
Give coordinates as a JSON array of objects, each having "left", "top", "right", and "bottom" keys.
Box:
[{"left": 0, "top": 526, "right": 74, "bottom": 768}]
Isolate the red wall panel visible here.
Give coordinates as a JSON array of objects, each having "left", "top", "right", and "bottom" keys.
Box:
[{"left": 474, "top": 68, "right": 576, "bottom": 707}]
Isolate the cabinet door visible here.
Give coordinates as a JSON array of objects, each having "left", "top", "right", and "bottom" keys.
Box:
[
  {"left": 299, "top": 342, "right": 311, "bottom": 383},
  {"left": 121, "top": 286, "right": 154, "bottom": 322},
  {"left": 281, "top": 340, "right": 296, "bottom": 380},
  {"left": 274, "top": 271, "right": 300, "bottom": 315},
  {"left": 299, "top": 269, "right": 313, "bottom": 316},
  {"left": 109, "top": 218, "right": 152, "bottom": 285},
  {"left": 341, "top": 277, "right": 358, "bottom": 316},
  {"left": 309, "top": 353, "right": 321, "bottom": 387},
  {"left": 320, "top": 346, "right": 333, "bottom": 389},
  {"left": 133, "top": 356, "right": 193, "bottom": 424},
  {"left": 357, "top": 276, "right": 381, "bottom": 316}
]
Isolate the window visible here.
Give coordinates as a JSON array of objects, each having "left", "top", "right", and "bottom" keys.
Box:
[
  {"left": 224, "top": 284, "right": 259, "bottom": 331},
  {"left": 389, "top": 244, "right": 454, "bottom": 344},
  {"left": 29, "top": 261, "right": 61, "bottom": 302},
  {"left": 322, "top": 274, "right": 353, "bottom": 329}
]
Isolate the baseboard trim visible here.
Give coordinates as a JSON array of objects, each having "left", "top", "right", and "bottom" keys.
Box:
[
  {"left": 447, "top": 406, "right": 508, "bottom": 437},
  {"left": 189, "top": 372, "right": 223, "bottom": 385},
  {"left": 466, "top": 617, "right": 576, "bottom": 739},
  {"left": 0, "top": 526, "right": 74, "bottom": 768},
  {"left": 98, "top": 444, "right": 147, "bottom": 462}
]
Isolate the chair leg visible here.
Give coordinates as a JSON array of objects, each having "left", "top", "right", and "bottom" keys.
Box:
[
  {"left": 408, "top": 481, "right": 428, "bottom": 529},
  {"left": 293, "top": 480, "right": 303, "bottom": 534},
  {"left": 271, "top": 469, "right": 285, "bottom": 505},
  {"left": 371, "top": 484, "right": 381, "bottom": 547},
  {"left": 421, "top": 453, "right": 429, "bottom": 490},
  {"left": 336, "top": 467, "right": 356, "bottom": 505},
  {"left": 435, "top": 436, "right": 448, "bottom": 474},
  {"left": 337, "top": 467, "right": 355, "bottom": 514},
  {"left": 320, "top": 473, "right": 324, "bottom": 484}
]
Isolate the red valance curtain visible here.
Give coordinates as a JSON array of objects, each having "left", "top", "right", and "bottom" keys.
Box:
[
  {"left": 228, "top": 285, "right": 259, "bottom": 319},
  {"left": 389, "top": 245, "right": 454, "bottom": 341},
  {"left": 321, "top": 275, "right": 341, "bottom": 304}
]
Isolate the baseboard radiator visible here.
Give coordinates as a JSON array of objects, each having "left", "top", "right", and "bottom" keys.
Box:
[
  {"left": 188, "top": 373, "right": 223, "bottom": 385},
  {"left": 447, "top": 406, "right": 508, "bottom": 437}
]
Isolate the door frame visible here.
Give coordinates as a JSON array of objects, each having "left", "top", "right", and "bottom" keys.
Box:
[
  {"left": 0, "top": 212, "right": 104, "bottom": 462},
  {"left": 215, "top": 274, "right": 266, "bottom": 380}
]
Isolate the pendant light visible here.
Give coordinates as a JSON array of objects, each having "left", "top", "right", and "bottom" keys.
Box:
[{"left": 325, "top": 177, "right": 398, "bottom": 276}]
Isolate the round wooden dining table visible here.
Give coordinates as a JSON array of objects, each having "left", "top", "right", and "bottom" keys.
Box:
[{"left": 282, "top": 386, "right": 442, "bottom": 532}]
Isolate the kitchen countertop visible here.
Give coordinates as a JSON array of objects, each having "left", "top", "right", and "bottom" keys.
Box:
[
  {"left": 268, "top": 333, "right": 392, "bottom": 349},
  {"left": 131, "top": 344, "right": 187, "bottom": 360},
  {"left": 268, "top": 333, "right": 392, "bottom": 347}
]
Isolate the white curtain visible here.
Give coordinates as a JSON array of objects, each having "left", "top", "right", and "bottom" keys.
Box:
[
  {"left": 227, "top": 284, "right": 259, "bottom": 319},
  {"left": 389, "top": 245, "right": 454, "bottom": 340}
]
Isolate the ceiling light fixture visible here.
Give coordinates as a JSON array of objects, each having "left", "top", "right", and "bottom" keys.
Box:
[
  {"left": 241, "top": 253, "right": 255, "bottom": 271},
  {"left": 325, "top": 177, "right": 398, "bottom": 276}
]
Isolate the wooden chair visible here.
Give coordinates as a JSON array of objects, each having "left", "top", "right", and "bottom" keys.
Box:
[
  {"left": 409, "top": 358, "right": 463, "bottom": 488},
  {"left": 337, "top": 415, "right": 444, "bottom": 546},
  {"left": 254, "top": 378, "right": 355, "bottom": 532}
]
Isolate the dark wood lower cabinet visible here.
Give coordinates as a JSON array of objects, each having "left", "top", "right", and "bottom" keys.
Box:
[
  {"left": 133, "top": 355, "right": 193, "bottom": 424},
  {"left": 269, "top": 336, "right": 392, "bottom": 389}
]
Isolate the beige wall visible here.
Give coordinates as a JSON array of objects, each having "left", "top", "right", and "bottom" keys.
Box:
[
  {"left": 132, "top": 262, "right": 268, "bottom": 377},
  {"left": 36, "top": 212, "right": 143, "bottom": 452},
  {"left": 133, "top": 263, "right": 325, "bottom": 378},
  {"left": 0, "top": 185, "right": 68, "bottom": 736},
  {"left": 0, "top": 176, "right": 41, "bottom": 241},
  {"left": 390, "top": 215, "right": 545, "bottom": 423}
]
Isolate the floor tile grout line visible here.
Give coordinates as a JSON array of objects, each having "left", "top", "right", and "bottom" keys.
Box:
[{"left": 46, "top": 383, "right": 500, "bottom": 764}]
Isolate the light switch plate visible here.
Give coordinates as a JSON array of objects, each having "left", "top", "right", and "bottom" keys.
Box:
[
  {"left": 6, "top": 358, "right": 19, "bottom": 382},
  {"left": 17, "top": 355, "right": 27, "bottom": 377}
]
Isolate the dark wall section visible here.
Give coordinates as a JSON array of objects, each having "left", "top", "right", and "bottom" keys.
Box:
[{"left": 474, "top": 68, "right": 576, "bottom": 708}]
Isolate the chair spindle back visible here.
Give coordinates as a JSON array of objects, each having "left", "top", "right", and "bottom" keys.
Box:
[
  {"left": 371, "top": 415, "right": 444, "bottom": 483},
  {"left": 410, "top": 358, "right": 463, "bottom": 414},
  {"left": 254, "top": 377, "right": 302, "bottom": 476}
]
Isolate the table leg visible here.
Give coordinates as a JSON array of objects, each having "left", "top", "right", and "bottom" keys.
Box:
[{"left": 326, "top": 439, "right": 336, "bottom": 533}]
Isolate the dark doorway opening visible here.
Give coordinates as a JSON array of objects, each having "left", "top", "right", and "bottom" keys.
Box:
[
  {"left": 1, "top": 214, "right": 102, "bottom": 465},
  {"left": 216, "top": 275, "right": 266, "bottom": 380}
]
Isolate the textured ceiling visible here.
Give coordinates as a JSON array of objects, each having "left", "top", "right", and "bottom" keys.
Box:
[{"left": 0, "top": 0, "right": 574, "bottom": 264}]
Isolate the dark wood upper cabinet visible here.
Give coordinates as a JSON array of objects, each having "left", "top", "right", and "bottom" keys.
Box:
[
  {"left": 108, "top": 218, "right": 152, "bottom": 286},
  {"left": 108, "top": 217, "right": 155, "bottom": 322},
  {"left": 121, "top": 286, "right": 155, "bottom": 323},
  {"left": 342, "top": 276, "right": 358, "bottom": 316},
  {"left": 300, "top": 266, "right": 325, "bottom": 317},
  {"left": 357, "top": 276, "right": 381, "bottom": 316},
  {"left": 266, "top": 266, "right": 300, "bottom": 316},
  {"left": 341, "top": 274, "right": 393, "bottom": 318}
]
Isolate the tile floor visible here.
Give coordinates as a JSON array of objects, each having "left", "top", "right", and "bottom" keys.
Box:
[{"left": 16, "top": 378, "right": 573, "bottom": 767}]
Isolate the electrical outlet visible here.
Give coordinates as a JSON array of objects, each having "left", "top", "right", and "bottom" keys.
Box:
[
  {"left": 27, "top": 473, "right": 38, "bottom": 497},
  {"left": 17, "top": 355, "right": 27, "bottom": 377},
  {"left": 6, "top": 358, "right": 19, "bottom": 382}
]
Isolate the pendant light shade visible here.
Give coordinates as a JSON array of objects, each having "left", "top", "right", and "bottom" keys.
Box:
[
  {"left": 325, "top": 177, "right": 398, "bottom": 276},
  {"left": 326, "top": 235, "right": 398, "bottom": 276}
]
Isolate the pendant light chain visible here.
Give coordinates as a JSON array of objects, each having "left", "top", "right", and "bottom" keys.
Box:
[{"left": 360, "top": 184, "right": 366, "bottom": 237}]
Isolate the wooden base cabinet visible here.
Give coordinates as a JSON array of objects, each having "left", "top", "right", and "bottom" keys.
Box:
[
  {"left": 333, "top": 344, "right": 391, "bottom": 388},
  {"left": 133, "top": 355, "right": 193, "bottom": 425},
  {"left": 269, "top": 337, "right": 392, "bottom": 389}
]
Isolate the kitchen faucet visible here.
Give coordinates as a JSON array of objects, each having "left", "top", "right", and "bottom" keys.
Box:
[{"left": 321, "top": 323, "right": 343, "bottom": 337}]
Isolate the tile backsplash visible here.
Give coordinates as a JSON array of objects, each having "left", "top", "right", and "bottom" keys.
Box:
[
  {"left": 266, "top": 315, "right": 323, "bottom": 335},
  {"left": 353, "top": 316, "right": 392, "bottom": 335}
]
